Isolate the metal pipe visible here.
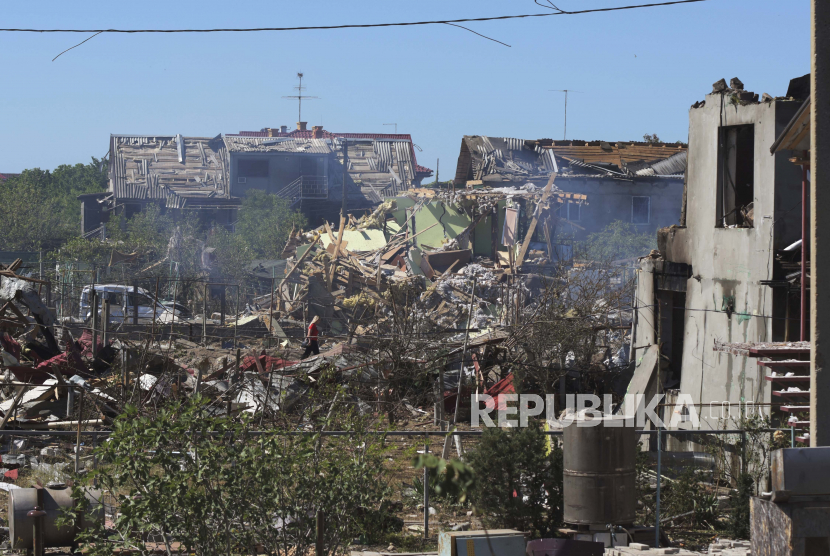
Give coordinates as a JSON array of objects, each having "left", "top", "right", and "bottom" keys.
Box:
[
  {"left": 802, "top": 161, "right": 809, "bottom": 341},
  {"left": 27, "top": 506, "right": 45, "bottom": 556}
]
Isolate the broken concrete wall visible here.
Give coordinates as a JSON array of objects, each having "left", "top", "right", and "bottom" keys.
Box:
[{"left": 634, "top": 93, "right": 803, "bottom": 429}]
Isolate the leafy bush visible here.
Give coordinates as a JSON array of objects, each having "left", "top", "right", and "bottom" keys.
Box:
[
  {"left": 63, "top": 399, "right": 396, "bottom": 556},
  {"left": 729, "top": 473, "right": 753, "bottom": 539},
  {"left": 465, "top": 423, "right": 563, "bottom": 537},
  {"left": 236, "top": 190, "right": 307, "bottom": 259}
]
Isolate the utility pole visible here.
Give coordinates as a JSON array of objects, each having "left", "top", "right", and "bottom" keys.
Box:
[
  {"left": 811, "top": 0, "right": 830, "bottom": 447},
  {"left": 341, "top": 140, "right": 349, "bottom": 215},
  {"left": 383, "top": 123, "right": 398, "bottom": 134},
  {"left": 435, "top": 158, "right": 439, "bottom": 189},
  {"left": 550, "top": 89, "right": 584, "bottom": 140},
  {"left": 282, "top": 73, "right": 319, "bottom": 124}
]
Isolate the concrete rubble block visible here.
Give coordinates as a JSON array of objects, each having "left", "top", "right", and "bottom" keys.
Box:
[
  {"left": 729, "top": 77, "right": 744, "bottom": 90},
  {"left": 712, "top": 78, "right": 728, "bottom": 93},
  {"left": 39, "top": 446, "right": 61, "bottom": 458}
]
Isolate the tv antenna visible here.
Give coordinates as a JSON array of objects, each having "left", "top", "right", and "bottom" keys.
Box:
[
  {"left": 383, "top": 123, "right": 398, "bottom": 134},
  {"left": 282, "top": 73, "right": 319, "bottom": 123},
  {"left": 550, "top": 89, "right": 584, "bottom": 140}
]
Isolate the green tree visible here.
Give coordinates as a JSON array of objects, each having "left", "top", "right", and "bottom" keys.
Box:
[
  {"left": 580, "top": 220, "right": 657, "bottom": 262},
  {"left": 236, "top": 190, "right": 307, "bottom": 259},
  {"left": 0, "top": 159, "right": 107, "bottom": 251},
  {"left": 465, "top": 423, "right": 564, "bottom": 537},
  {"left": 207, "top": 226, "right": 255, "bottom": 284}
]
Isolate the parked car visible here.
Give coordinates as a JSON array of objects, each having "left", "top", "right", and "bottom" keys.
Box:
[{"left": 79, "top": 284, "right": 179, "bottom": 323}]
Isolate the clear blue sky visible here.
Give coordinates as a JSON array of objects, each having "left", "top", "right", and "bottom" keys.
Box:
[{"left": 0, "top": 0, "right": 810, "bottom": 176}]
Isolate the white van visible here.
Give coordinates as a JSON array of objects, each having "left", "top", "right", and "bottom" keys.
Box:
[{"left": 79, "top": 284, "right": 179, "bottom": 324}]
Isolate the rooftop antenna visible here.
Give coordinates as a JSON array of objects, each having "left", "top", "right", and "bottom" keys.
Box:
[
  {"left": 549, "top": 89, "right": 584, "bottom": 140},
  {"left": 383, "top": 123, "right": 398, "bottom": 134},
  {"left": 282, "top": 73, "right": 319, "bottom": 123}
]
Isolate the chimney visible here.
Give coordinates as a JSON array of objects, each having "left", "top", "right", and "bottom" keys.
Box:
[
  {"left": 312, "top": 126, "right": 323, "bottom": 139},
  {"left": 297, "top": 122, "right": 307, "bottom": 131},
  {"left": 266, "top": 128, "right": 276, "bottom": 137},
  {"left": 280, "top": 125, "right": 288, "bottom": 133}
]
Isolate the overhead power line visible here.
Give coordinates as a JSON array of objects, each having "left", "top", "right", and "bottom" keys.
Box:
[{"left": 0, "top": 1, "right": 706, "bottom": 34}]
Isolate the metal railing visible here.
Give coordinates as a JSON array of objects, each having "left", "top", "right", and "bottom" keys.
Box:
[{"left": 275, "top": 175, "right": 329, "bottom": 206}]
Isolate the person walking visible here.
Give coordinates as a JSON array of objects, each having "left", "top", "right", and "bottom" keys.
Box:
[{"left": 301, "top": 315, "right": 321, "bottom": 359}]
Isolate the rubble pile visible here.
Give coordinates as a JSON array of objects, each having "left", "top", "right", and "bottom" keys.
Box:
[{"left": 0, "top": 184, "right": 634, "bottom": 441}]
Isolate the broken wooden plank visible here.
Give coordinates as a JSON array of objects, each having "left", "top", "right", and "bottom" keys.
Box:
[{"left": 516, "top": 172, "right": 557, "bottom": 269}]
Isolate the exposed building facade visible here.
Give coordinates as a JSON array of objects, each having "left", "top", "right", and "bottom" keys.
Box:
[
  {"left": 79, "top": 124, "right": 432, "bottom": 235},
  {"left": 453, "top": 136, "right": 686, "bottom": 248},
  {"left": 631, "top": 77, "right": 807, "bottom": 429}
]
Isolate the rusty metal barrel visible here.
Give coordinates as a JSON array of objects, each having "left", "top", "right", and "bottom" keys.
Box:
[
  {"left": 8, "top": 487, "right": 103, "bottom": 549},
  {"left": 563, "top": 415, "right": 636, "bottom": 526}
]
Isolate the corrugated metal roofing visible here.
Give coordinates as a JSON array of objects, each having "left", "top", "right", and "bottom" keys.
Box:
[
  {"left": 635, "top": 151, "right": 687, "bottom": 176},
  {"left": 109, "top": 135, "right": 229, "bottom": 201},
  {"left": 230, "top": 128, "right": 432, "bottom": 176},
  {"left": 456, "top": 135, "right": 686, "bottom": 184},
  {"left": 222, "top": 136, "right": 332, "bottom": 154}
]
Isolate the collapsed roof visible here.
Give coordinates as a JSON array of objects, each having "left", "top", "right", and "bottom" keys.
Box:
[
  {"left": 454, "top": 136, "right": 687, "bottom": 185},
  {"left": 107, "top": 134, "right": 232, "bottom": 208}
]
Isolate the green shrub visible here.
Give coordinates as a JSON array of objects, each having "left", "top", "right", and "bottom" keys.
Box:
[
  {"left": 729, "top": 473, "right": 753, "bottom": 539},
  {"left": 465, "top": 423, "right": 563, "bottom": 537},
  {"left": 62, "top": 399, "right": 396, "bottom": 556}
]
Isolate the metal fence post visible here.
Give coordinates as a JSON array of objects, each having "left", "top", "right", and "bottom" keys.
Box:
[
  {"left": 423, "top": 433, "right": 429, "bottom": 540},
  {"left": 28, "top": 505, "right": 45, "bottom": 556},
  {"left": 133, "top": 279, "right": 139, "bottom": 325},
  {"left": 102, "top": 299, "right": 110, "bottom": 346},
  {"left": 203, "top": 282, "right": 208, "bottom": 345},
  {"left": 655, "top": 426, "right": 662, "bottom": 548},
  {"left": 91, "top": 290, "right": 99, "bottom": 358},
  {"left": 74, "top": 389, "right": 84, "bottom": 475},
  {"left": 234, "top": 286, "right": 239, "bottom": 350}
]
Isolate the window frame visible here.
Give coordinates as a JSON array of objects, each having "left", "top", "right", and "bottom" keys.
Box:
[
  {"left": 237, "top": 158, "right": 269, "bottom": 178},
  {"left": 631, "top": 196, "right": 651, "bottom": 225}
]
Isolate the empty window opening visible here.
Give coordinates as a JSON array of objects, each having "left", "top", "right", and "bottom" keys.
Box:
[
  {"left": 238, "top": 159, "right": 269, "bottom": 178},
  {"left": 632, "top": 196, "right": 650, "bottom": 224},
  {"left": 717, "top": 124, "right": 755, "bottom": 228},
  {"left": 566, "top": 200, "right": 581, "bottom": 222}
]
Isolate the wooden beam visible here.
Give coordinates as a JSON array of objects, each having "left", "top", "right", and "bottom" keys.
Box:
[
  {"left": 328, "top": 215, "right": 347, "bottom": 291},
  {"left": 516, "top": 172, "right": 557, "bottom": 269},
  {"left": 278, "top": 235, "right": 320, "bottom": 310}
]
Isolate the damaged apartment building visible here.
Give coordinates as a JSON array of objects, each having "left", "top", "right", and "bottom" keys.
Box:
[
  {"left": 632, "top": 76, "right": 810, "bottom": 431},
  {"left": 78, "top": 123, "right": 432, "bottom": 235},
  {"left": 453, "top": 135, "right": 687, "bottom": 258}
]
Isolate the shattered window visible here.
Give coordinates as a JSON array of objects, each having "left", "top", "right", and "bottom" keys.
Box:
[
  {"left": 238, "top": 159, "right": 269, "bottom": 178},
  {"left": 717, "top": 124, "right": 755, "bottom": 228},
  {"left": 566, "top": 201, "right": 581, "bottom": 222},
  {"left": 631, "top": 196, "right": 650, "bottom": 224}
]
